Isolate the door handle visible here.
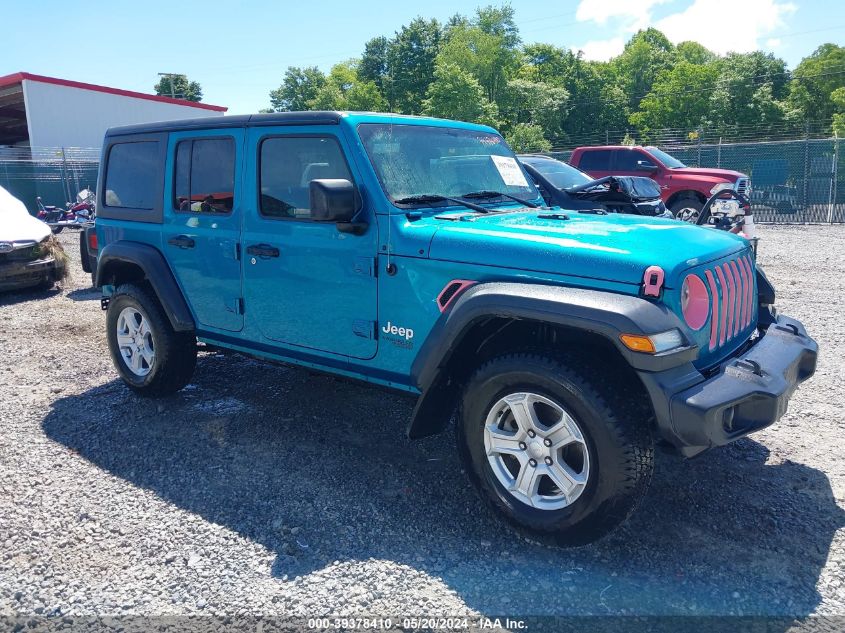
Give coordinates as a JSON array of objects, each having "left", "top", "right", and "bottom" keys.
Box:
[
  {"left": 167, "top": 235, "right": 195, "bottom": 249},
  {"left": 246, "top": 244, "right": 280, "bottom": 258}
]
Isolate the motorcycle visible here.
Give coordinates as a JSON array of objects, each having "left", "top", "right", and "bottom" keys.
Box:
[
  {"left": 35, "top": 188, "right": 96, "bottom": 234},
  {"left": 695, "top": 189, "right": 759, "bottom": 252}
]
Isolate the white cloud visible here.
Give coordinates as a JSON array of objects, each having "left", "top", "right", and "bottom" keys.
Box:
[
  {"left": 576, "top": 0, "right": 671, "bottom": 31},
  {"left": 766, "top": 37, "right": 783, "bottom": 49},
  {"left": 575, "top": 37, "right": 627, "bottom": 61},
  {"left": 655, "top": 0, "right": 797, "bottom": 55}
]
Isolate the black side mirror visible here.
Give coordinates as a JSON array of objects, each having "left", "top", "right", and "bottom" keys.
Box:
[
  {"left": 636, "top": 160, "right": 658, "bottom": 172},
  {"left": 309, "top": 179, "right": 367, "bottom": 235}
]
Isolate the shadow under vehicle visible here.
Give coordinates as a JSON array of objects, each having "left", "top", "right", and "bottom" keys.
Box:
[{"left": 41, "top": 356, "right": 845, "bottom": 620}]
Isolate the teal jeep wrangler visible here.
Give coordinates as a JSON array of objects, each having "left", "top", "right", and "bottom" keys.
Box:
[{"left": 91, "top": 112, "right": 817, "bottom": 545}]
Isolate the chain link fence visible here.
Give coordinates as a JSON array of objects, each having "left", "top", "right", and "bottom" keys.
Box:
[
  {"left": 549, "top": 136, "right": 844, "bottom": 223},
  {"left": 1, "top": 138, "right": 842, "bottom": 222},
  {"left": 0, "top": 147, "right": 100, "bottom": 213}
]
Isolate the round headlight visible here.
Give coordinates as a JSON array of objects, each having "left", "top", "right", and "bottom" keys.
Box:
[{"left": 681, "top": 274, "right": 710, "bottom": 330}]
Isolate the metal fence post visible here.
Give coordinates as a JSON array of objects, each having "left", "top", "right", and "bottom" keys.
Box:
[
  {"left": 717, "top": 137, "right": 722, "bottom": 168},
  {"left": 830, "top": 134, "right": 839, "bottom": 223},
  {"left": 802, "top": 125, "right": 810, "bottom": 223}
]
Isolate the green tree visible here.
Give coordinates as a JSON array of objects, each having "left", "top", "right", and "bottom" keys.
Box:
[
  {"left": 154, "top": 74, "right": 203, "bottom": 101},
  {"left": 269, "top": 66, "right": 326, "bottom": 111},
  {"left": 629, "top": 61, "right": 719, "bottom": 137},
  {"left": 500, "top": 79, "right": 568, "bottom": 139},
  {"left": 674, "top": 41, "right": 717, "bottom": 65},
  {"left": 385, "top": 17, "right": 442, "bottom": 114},
  {"left": 787, "top": 44, "right": 845, "bottom": 126},
  {"left": 359, "top": 36, "right": 390, "bottom": 90},
  {"left": 610, "top": 28, "right": 675, "bottom": 111},
  {"left": 831, "top": 87, "right": 845, "bottom": 136},
  {"left": 709, "top": 52, "right": 788, "bottom": 133},
  {"left": 422, "top": 62, "right": 499, "bottom": 125},
  {"left": 308, "top": 60, "right": 389, "bottom": 111},
  {"left": 505, "top": 123, "right": 551, "bottom": 152},
  {"left": 437, "top": 6, "right": 521, "bottom": 106}
]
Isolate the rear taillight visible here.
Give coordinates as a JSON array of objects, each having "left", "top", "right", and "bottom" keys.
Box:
[
  {"left": 88, "top": 232, "right": 98, "bottom": 251},
  {"left": 681, "top": 274, "right": 709, "bottom": 330}
]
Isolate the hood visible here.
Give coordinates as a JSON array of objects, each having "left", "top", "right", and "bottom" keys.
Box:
[
  {"left": 0, "top": 187, "right": 51, "bottom": 243},
  {"left": 426, "top": 209, "right": 748, "bottom": 287},
  {"left": 671, "top": 167, "right": 745, "bottom": 181}
]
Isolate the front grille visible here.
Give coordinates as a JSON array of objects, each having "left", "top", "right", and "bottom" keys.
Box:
[
  {"left": 735, "top": 177, "right": 750, "bottom": 196},
  {"left": 701, "top": 253, "right": 756, "bottom": 351}
]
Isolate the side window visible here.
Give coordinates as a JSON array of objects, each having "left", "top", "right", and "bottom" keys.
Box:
[
  {"left": 104, "top": 141, "right": 159, "bottom": 209},
  {"left": 173, "top": 138, "right": 235, "bottom": 213},
  {"left": 577, "top": 149, "right": 612, "bottom": 171},
  {"left": 614, "top": 149, "right": 642, "bottom": 171},
  {"left": 259, "top": 136, "right": 352, "bottom": 219}
]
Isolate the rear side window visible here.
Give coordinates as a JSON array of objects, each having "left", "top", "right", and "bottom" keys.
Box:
[
  {"left": 577, "top": 149, "right": 612, "bottom": 171},
  {"left": 173, "top": 138, "right": 235, "bottom": 213},
  {"left": 614, "top": 149, "right": 642, "bottom": 171},
  {"left": 104, "top": 141, "right": 159, "bottom": 209},
  {"left": 259, "top": 136, "right": 352, "bottom": 219}
]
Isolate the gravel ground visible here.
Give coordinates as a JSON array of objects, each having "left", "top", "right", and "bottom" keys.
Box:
[{"left": 0, "top": 226, "right": 843, "bottom": 624}]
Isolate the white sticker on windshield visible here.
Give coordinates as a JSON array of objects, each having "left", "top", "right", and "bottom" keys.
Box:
[{"left": 491, "top": 155, "right": 529, "bottom": 187}]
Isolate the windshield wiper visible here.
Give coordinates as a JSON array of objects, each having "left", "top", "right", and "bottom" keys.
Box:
[
  {"left": 393, "top": 194, "right": 490, "bottom": 213},
  {"left": 460, "top": 190, "right": 539, "bottom": 208}
]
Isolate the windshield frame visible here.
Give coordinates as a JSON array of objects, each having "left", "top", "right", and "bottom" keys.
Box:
[
  {"left": 356, "top": 122, "right": 542, "bottom": 211},
  {"left": 645, "top": 146, "right": 686, "bottom": 169}
]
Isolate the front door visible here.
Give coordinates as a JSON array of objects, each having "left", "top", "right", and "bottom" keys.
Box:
[
  {"left": 241, "top": 129, "right": 378, "bottom": 360},
  {"left": 163, "top": 130, "right": 244, "bottom": 332}
]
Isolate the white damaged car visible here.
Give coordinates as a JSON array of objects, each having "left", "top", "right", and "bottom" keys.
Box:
[{"left": 0, "top": 186, "right": 67, "bottom": 292}]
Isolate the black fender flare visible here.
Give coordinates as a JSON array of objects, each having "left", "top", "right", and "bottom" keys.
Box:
[
  {"left": 407, "top": 282, "right": 696, "bottom": 439},
  {"left": 96, "top": 240, "right": 195, "bottom": 332}
]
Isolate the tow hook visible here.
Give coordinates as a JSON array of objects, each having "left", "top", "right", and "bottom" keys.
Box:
[
  {"left": 735, "top": 359, "right": 763, "bottom": 376},
  {"left": 776, "top": 323, "right": 800, "bottom": 336}
]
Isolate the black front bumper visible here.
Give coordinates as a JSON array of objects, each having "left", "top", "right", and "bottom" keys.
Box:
[{"left": 641, "top": 314, "right": 818, "bottom": 457}]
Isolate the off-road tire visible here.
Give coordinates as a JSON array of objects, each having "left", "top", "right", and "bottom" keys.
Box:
[
  {"left": 106, "top": 283, "right": 196, "bottom": 396},
  {"left": 457, "top": 352, "right": 654, "bottom": 547}
]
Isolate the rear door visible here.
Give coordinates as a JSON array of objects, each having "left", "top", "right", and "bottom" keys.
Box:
[
  {"left": 241, "top": 127, "right": 378, "bottom": 360},
  {"left": 576, "top": 149, "right": 613, "bottom": 178},
  {"left": 163, "top": 130, "right": 244, "bottom": 332}
]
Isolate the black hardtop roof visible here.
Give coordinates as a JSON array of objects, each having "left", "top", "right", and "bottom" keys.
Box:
[{"left": 106, "top": 111, "right": 343, "bottom": 137}]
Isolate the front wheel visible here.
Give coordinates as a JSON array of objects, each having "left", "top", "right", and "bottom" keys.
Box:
[
  {"left": 670, "top": 197, "right": 704, "bottom": 223},
  {"left": 106, "top": 283, "right": 197, "bottom": 396},
  {"left": 457, "top": 353, "right": 654, "bottom": 546}
]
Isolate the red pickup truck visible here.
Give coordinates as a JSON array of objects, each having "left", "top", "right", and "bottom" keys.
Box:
[{"left": 569, "top": 145, "right": 750, "bottom": 220}]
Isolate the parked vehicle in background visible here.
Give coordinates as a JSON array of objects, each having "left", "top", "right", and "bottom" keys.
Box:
[
  {"left": 0, "top": 186, "right": 66, "bottom": 292},
  {"left": 569, "top": 145, "right": 750, "bottom": 221},
  {"left": 35, "top": 188, "right": 96, "bottom": 234},
  {"left": 90, "top": 112, "right": 816, "bottom": 546},
  {"left": 750, "top": 159, "right": 798, "bottom": 215},
  {"left": 518, "top": 154, "right": 671, "bottom": 217}
]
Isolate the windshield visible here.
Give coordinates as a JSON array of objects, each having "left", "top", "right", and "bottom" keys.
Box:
[
  {"left": 525, "top": 158, "right": 592, "bottom": 189},
  {"left": 358, "top": 124, "right": 540, "bottom": 207},
  {"left": 645, "top": 146, "right": 686, "bottom": 169}
]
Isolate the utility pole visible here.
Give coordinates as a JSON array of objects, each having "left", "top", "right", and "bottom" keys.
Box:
[{"left": 157, "top": 72, "right": 180, "bottom": 99}]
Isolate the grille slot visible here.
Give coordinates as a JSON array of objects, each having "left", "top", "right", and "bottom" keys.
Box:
[
  {"left": 703, "top": 253, "right": 756, "bottom": 351},
  {"left": 735, "top": 178, "right": 750, "bottom": 196}
]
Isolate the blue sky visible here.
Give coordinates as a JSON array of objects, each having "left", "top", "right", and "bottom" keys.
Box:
[{"left": 3, "top": 0, "right": 843, "bottom": 114}]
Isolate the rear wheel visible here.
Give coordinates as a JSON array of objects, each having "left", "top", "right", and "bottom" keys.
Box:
[
  {"left": 457, "top": 352, "right": 654, "bottom": 546},
  {"left": 106, "top": 283, "right": 196, "bottom": 396}
]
